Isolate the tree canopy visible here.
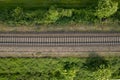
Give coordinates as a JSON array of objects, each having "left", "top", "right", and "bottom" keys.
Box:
[{"left": 95, "top": 0, "right": 118, "bottom": 19}]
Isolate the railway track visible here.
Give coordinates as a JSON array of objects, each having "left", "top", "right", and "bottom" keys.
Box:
[{"left": 0, "top": 32, "right": 120, "bottom": 52}]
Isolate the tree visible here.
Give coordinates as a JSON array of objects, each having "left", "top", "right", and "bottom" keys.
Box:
[
  {"left": 95, "top": 0, "right": 118, "bottom": 20},
  {"left": 11, "top": 7, "right": 24, "bottom": 21},
  {"left": 43, "top": 6, "right": 60, "bottom": 24}
]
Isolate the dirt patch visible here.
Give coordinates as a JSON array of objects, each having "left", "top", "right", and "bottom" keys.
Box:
[
  {"left": 0, "top": 23, "right": 120, "bottom": 32},
  {"left": 0, "top": 52, "right": 120, "bottom": 58}
]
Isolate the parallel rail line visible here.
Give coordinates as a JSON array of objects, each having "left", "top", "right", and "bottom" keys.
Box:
[{"left": 0, "top": 32, "right": 120, "bottom": 52}]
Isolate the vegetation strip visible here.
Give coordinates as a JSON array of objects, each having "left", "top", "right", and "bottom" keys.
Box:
[
  {"left": 0, "top": 0, "right": 119, "bottom": 32},
  {"left": 0, "top": 57, "right": 119, "bottom": 79}
]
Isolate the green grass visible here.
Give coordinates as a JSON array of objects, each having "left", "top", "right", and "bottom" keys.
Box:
[
  {"left": 0, "top": 57, "right": 119, "bottom": 80},
  {"left": 0, "top": 0, "right": 97, "bottom": 9},
  {"left": 0, "top": 0, "right": 119, "bottom": 9}
]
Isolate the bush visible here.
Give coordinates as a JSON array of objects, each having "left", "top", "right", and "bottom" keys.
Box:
[
  {"left": 60, "top": 9, "right": 73, "bottom": 17},
  {"left": 11, "top": 7, "right": 24, "bottom": 22},
  {"left": 112, "top": 11, "right": 120, "bottom": 20},
  {"left": 73, "top": 9, "right": 97, "bottom": 23},
  {"left": 42, "top": 6, "right": 60, "bottom": 24},
  {"left": 95, "top": 0, "right": 118, "bottom": 20},
  {"left": 42, "top": 6, "right": 74, "bottom": 24},
  {"left": 83, "top": 56, "right": 109, "bottom": 71},
  {"left": 0, "top": 8, "right": 13, "bottom": 22},
  {"left": 92, "top": 66, "right": 112, "bottom": 80}
]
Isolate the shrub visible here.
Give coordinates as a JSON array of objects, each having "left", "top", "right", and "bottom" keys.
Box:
[
  {"left": 83, "top": 56, "right": 109, "bottom": 71},
  {"left": 93, "top": 68, "right": 112, "bottom": 80},
  {"left": 112, "top": 11, "right": 120, "bottom": 20},
  {"left": 42, "top": 6, "right": 74, "bottom": 24},
  {"left": 60, "top": 9, "right": 73, "bottom": 17},
  {"left": 24, "top": 9, "right": 47, "bottom": 25},
  {"left": 0, "top": 9, "right": 10, "bottom": 21},
  {"left": 11, "top": 7, "right": 24, "bottom": 21},
  {"left": 73, "top": 9, "right": 97, "bottom": 23},
  {"left": 95, "top": 0, "right": 118, "bottom": 20},
  {"left": 43, "top": 6, "right": 60, "bottom": 24}
]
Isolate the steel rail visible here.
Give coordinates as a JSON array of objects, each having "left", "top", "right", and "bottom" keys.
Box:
[
  {"left": 1, "top": 32, "right": 120, "bottom": 37},
  {"left": 0, "top": 32, "right": 120, "bottom": 52}
]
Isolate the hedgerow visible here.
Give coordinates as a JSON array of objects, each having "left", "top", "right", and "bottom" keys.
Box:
[{"left": 0, "top": 0, "right": 119, "bottom": 26}]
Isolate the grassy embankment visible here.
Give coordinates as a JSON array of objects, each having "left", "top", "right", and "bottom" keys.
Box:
[
  {"left": 0, "top": 0, "right": 120, "bottom": 32},
  {"left": 0, "top": 57, "right": 119, "bottom": 80}
]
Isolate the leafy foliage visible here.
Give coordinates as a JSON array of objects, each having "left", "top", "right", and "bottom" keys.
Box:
[
  {"left": 0, "top": 57, "right": 119, "bottom": 80},
  {"left": 60, "top": 9, "right": 73, "bottom": 17},
  {"left": 11, "top": 7, "right": 24, "bottom": 21},
  {"left": 83, "top": 56, "right": 109, "bottom": 71},
  {"left": 0, "top": 0, "right": 119, "bottom": 26},
  {"left": 43, "top": 6, "right": 60, "bottom": 24},
  {"left": 95, "top": 0, "right": 118, "bottom": 19},
  {"left": 73, "top": 9, "right": 97, "bottom": 23},
  {"left": 92, "top": 67, "right": 112, "bottom": 80}
]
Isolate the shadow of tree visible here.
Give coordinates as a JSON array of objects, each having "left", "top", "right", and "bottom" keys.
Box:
[{"left": 82, "top": 52, "right": 109, "bottom": 71}]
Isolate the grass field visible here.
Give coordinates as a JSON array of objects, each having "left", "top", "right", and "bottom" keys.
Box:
[
  {"left": 0, "top": 57, "right": 119, "bottom": 80},
  {"left": 0, "top": 0, "right": 119, "bottom": 9},
  {"left": 0, "top": 0, "right": 97, "bottom": 9}
]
